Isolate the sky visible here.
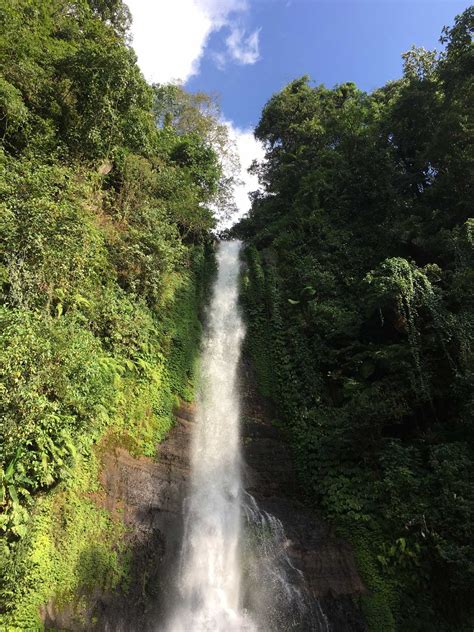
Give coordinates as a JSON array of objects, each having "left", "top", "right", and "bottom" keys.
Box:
[{"left": 125, "top": 0, "right": 470, "bottom": 221}]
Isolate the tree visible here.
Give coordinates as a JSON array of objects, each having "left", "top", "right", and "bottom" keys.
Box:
[{"left": 153, "top": 83, "right": 240, "bottom": 225}]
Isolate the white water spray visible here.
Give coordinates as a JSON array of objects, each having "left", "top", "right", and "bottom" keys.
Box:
[{"left": 167, "top": 240, "right": 256, "bottom": 632}]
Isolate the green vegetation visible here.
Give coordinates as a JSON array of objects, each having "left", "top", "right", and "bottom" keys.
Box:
[
  {"left": 0, "top": 0, "right": 224, "bottom": 626},
  {"left": 1, "top": 450, "right": 127, "bottom": 631},
  {"left": 1, "top": 0, "right": 472, "bottom": 628},
  {"left": 236, "top": 8, "right": 474, "bottom": 631}
]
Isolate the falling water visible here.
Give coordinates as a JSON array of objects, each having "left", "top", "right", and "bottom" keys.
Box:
[
  {"left": 167, "top": 240, "right": 255, "bottom": 632},
  {"left": 166, "top": 240, "right": 329, "bottom": 632},
  {"left": 243, "top": 493, "right": 330, "bottom": 632}
]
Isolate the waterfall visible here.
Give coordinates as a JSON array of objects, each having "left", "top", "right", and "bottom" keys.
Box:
[
  {"left": 166, "top": 240, "right": 329, "bottom": 632},
  {"left": 166, "top": 240, "right": 255, "bottom": 632}
]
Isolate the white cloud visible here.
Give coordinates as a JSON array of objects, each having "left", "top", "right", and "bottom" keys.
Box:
[
  {"left": 225, "top": 122, "right": 265, "bottom": 226},
  {"left": 226, "top": 26, "right": 261, "bottom": 65},
  {"left": 126, "top": 0, "right": 259, "bottom": 84}
]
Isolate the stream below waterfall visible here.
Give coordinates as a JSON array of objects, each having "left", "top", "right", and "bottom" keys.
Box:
[{"left": 165, "top": 240, "right": 329, "bottom": 632}]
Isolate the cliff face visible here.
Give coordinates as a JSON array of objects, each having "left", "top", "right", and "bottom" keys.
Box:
[
  {"left": 41, "top": 403, "right": 193, "bottom": 632},
  {"left": 43, "top": 375, "right": 366, "bottom": 632},
  {"left": 240, "top": 363, "right": 367, "bottom": 632}
]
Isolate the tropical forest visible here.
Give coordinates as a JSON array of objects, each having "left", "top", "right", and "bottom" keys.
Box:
[{"left": 0, "top": 1, "right": 473, "bottom": 631}]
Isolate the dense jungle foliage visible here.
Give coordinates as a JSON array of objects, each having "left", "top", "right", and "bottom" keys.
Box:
[
  {"left": 0, "top": 0, "right": 224, "bottom": 627},
  {"left": 236, "top": 8, "right": 474, "bottom": 631}
]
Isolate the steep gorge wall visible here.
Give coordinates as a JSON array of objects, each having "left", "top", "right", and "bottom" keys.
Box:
[
  {"left": 240, "top": 361, "right": 367, "bottom": 631},
  {"left": 40, "top": 364, "right": 367, "bottom": 631}
]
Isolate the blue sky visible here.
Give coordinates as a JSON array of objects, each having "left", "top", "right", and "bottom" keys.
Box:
[
  {"left": 186, "top": 1, "right": 469, "bottom": 129},
  {"left": 126, "top": 0, "right": 470, "bottom": 218}
]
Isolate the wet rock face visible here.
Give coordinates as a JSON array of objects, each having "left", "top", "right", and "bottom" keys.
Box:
[
  {"left": 44, "top": 391, "right": 366, "bottom": 631},
  {"left": 92, "top": 405, "right": 195, "bottom": 632},
  {"left": 242, "top": 393, "right": 366, "bottom": 590},
  {"left": 240, "top": 368, "right": 367, "bottom": 631},
  {"left": 240, "top": 389, "right": 367, "bottom": 632},
  {"left": 42, "top": 405, "right": 194, "bottom": 632}
]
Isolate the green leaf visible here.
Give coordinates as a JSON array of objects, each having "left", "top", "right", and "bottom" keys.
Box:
[{"left": 7, "top": 484, "right": 18, "bottom": 505}]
